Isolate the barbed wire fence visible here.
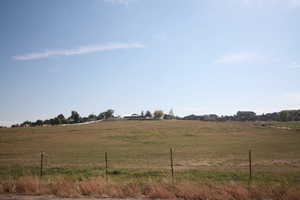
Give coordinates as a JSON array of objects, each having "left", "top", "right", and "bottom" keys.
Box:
[{"left": 26, "top": 148, "right": 254, "bottom": 184}]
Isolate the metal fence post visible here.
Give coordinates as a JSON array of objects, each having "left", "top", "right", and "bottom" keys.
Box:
[
  {"left": 170, "top": 148, "right": 174, "bottom": 183},
  {"left": 105, "top": 152, "right": 108, "bottom": 182},
  {"left": 249, "top": 149, "right": 252, "bottom": 182},
  {"left": 40, "top": 152, "right": 44, "bottom": 177}
]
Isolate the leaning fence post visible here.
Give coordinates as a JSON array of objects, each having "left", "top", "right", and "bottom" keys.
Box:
[
  {"left": 249, "top": 149, "right": 252, "bottom": 182},
  {"left": 170, "top": 148, "right": 174, "bottom": 183},
  {"left": 40, "top": 151, "right": 44, "bottom": 177},
  {"left": 105, "top": 152, "right": 108, "bottom": 182}
]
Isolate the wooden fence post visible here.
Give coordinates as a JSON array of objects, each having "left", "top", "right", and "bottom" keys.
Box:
[
  {"left": 249, "top": 149, "right": 252, "bottom": 182},
  {"left": 170, "top": 148, "right": 174, "bottom": 183},
  {"left": 40, "top": 152, "right": 44, "bottom": 177},
  {"left": 105, "top": 152, "right": 108, "bottom": 182}
]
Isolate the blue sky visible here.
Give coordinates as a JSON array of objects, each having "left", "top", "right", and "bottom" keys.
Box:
[{"left": 0, "top": 0, "right": 300, "bottom": 125}]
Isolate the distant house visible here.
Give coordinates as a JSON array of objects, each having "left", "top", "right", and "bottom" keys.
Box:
[
  {"left": 203, "top": 114, "right": 218, "bottom": 121},
  {"left": 183, "top": 114, "right": 202, "bottom": 120},
  {"left": 124, "top": 114, "right": 145, "bottom": 120},
  {"left": 113, "top": 115, "right": 122, "bottom": 120},
  {"left": 68, "top": 118, "right": 75, "bottom": 123},
  {"left": 163, "top": 114, "right": 172, "bottom": 120}
]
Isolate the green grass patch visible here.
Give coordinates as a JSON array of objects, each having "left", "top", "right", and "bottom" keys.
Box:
[{"left": 1, "top": 166, "right": 300, "bottom": 185}]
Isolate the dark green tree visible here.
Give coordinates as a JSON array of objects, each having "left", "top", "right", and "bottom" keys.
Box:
[
  {"left": 88, "top": 114, "right": 97, "bottom": 121},
  {"left": 56, "top": 114, "right": 66, "bottom": 124},
  {"left": 70, "top": 111, "right": 81, "bottom": 123},
  {"left": 279, "top": 111, "right": 288, "bottom": 122},
  {"left": 36, "top": 120, "right": 44, "bottom": 126},
  {"left": 104, "top": 109, "right": 114, "bottom": 119},
  {"left": 145, "top": 110, "right": 152, "bottom": 118},
  {"left": 97, "top": 112, "right": 105, "bottom": 120}
]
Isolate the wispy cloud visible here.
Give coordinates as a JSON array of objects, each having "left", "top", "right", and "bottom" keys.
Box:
[
  {"left": 13, "top": 43, "right": 144, "bottom": 61},
  {"left": 214, "top": 52, "right": 258, "bottom": 64},
  {"left": 104, "top": 0, "right": 130, "bottom": 5}
]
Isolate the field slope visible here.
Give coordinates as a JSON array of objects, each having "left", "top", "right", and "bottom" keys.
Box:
[{"left": 1, "top": 120, "right": 299, "bottom": 172}]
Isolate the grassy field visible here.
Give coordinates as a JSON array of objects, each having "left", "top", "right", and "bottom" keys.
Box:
[{"left": 1, "top": 120, "right": 300, "bottom": 183}]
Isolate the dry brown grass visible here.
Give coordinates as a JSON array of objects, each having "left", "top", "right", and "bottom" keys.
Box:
[
  {"left": 1, "top": 176, "right": 300, "bottom": 199},
  {"left": 0, "top": 176, "right": 50, "bottom": 195},
  {"left": 285, "top": 186, "right": 300, "bottom": 200},
  {"left": 145, "top": 182, "right": 176, "bottom": 199},
  {"left": 15, "top": 176, "right": 38, "bottom": 194},
  {"left": 0, "top": 181, "right": 15, "bottom": 193},
  {"left": 172, "top": 181, "right": 250, "bottom": 200},
  {"left": 1, "top": 120, "right": 300, "bottom": 172},
  {"left": 51, "top": 178, "right": 80, "bottom": 197},
  {"left": 119, "top": 182, "right": 143, "bottom": 197},
  {"left": 78, "top": 178, "right": 106, "bottom": 196}
]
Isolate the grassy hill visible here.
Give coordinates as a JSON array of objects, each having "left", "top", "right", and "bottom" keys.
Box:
[{"left": 1, "top": 120, "right": 299, "bottom": 172}]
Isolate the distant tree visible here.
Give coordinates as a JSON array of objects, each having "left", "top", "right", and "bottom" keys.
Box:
[
  {"left": 163, "top": 114, "right": 170, "bottom": 120},
  {"left": 50, "top": 118, "right": 56, "bottom": 125},
  {"left": 236, "top": 111, "right": 256, "bottom": 121},
  {"left": 48, "top": 116, "right": 62, "bottom": 125},
  {"left": 43, "top": 119, "right": 51, "bottom": 125},
  {"left": 284, "top": 110, "right": 300, "bottom": 121},
  {"left": 295, "top": 110, "right": 300, "bottom": 121},
  {"left": 81, "top": 117, "right": 89, "bottom": 123},
  {"left": 141, "top": 111, "right": 144, "bottom": 117},
  {"left": 11, "top": 124, "right": 20, "bottom": 128},
  {"left": 70, "top": 111, "right": 81, "bottom": 123},
  {"left": 145, "top": 110, "right": 152, "bottom": 118},
  {"left": 21, "top": 121, "right": 32, "bottom": 127},
  {"left": 97, "top": 109, "right": 114, "bottom": 120},
  {"left": 56, "top": 114, "right": 66, "bottom": 124},
  {"left": 263, "top": 112, "right": 280, "bottom": 121},
  {"left": 154, "top": 110, "right": 164, "bottom": 119},
  {"left": 35, "top": 120, "right": 44, "bottom": 126},
  {"left": 88, "top": 114, "right": 97, "bottom": 121},
  {"left": 104, "top": 109, "right": 114, "bottom": 119},
  {"left": 97, "top": 112, "right": 105, "bottom": 120},
  {"left": 279, "top": 111, "right": 289, "bottom": 121}
]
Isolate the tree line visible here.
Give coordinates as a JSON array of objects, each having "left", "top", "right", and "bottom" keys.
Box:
[
  {"left": 10, "top": 109, "right": 300, "bottom": 128},
  {"left": 12, "top": 109, "right": 114, "bottom": 128},
  {"left": 183, "top": 110, "right": 300, "bottom": 122}
]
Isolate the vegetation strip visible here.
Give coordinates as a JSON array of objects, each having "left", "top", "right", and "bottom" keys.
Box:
[{"left": 1, "top": 176, "right": 300, "bottom": 200}]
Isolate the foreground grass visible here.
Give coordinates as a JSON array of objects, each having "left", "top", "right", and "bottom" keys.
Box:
[{"left": 1, "top": 176, "right": 300, "bottom": 200}]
